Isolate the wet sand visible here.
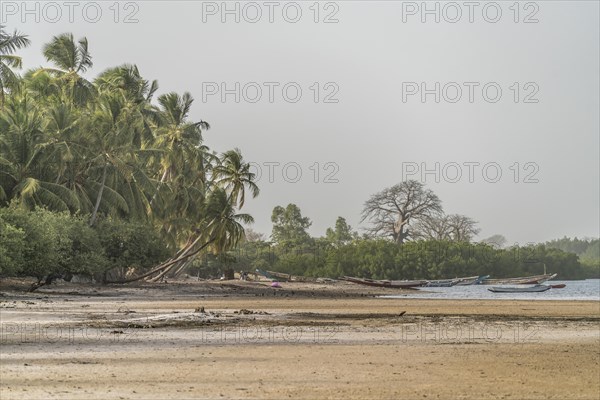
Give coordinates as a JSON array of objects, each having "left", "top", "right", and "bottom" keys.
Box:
[{"left": 1, "top": 279, "right": 599, "bottom": 399}]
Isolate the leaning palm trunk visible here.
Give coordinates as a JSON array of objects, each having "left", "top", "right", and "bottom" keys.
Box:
[
  {"left": 170, "top": 258, "right": 191, "bottom": 278},
  {"left": 89, "top": 163, "right": 108, "bottom": 226},
  {"left": 146, "top": 256, "right": 185, "bottom": 282},
  {"left": 158, "top": 257, "right": 193, "bottom": 281},
  {"left": 149, "top": 168, "right": 170, "bottom": 208},
  {"left": 146, "top": 234, "right": 198, "bottom": 282},
  {"left": 147, "top": 257, "right": 187, "bottom": 282},
  {"left": 107, "top": 236, "right": 216, "bottom": 284}
]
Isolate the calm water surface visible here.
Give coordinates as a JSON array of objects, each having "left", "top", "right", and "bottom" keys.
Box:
[{"left": 382, "top": 279, "right": 600, "bottom": 301}]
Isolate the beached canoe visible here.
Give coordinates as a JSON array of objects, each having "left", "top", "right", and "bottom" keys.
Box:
[
  {"left": 342, "top": 276, "right": 428, "bottom": 289},
  {"left": 482, "top": 273, "right": 557, "bottom": 285},
  {"left": 424, "top": 275, "right": 490, "bottom": 287},
  {"left": 488, "top": 285, "right": 551, "bottom": 293},
  {"left": 456, "top": 275, "right": 490, "bottom": 285},
  {"left": 255, "top": 269, "right": 318, "bottom": 282},
  {"left": 424, "top": 279, "right": 461, "bottom": 287}
]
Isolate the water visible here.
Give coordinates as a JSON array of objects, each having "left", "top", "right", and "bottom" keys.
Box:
[{"left": 382, "top": 279, "right": 600, "bottom": 301}]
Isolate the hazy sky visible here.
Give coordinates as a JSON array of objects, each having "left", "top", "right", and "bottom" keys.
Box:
[{"left": 4, "top": 0, "right": 599, "bottom": 244}]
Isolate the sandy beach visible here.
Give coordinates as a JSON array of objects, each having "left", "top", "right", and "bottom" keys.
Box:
[{"left": 1, "top": 279, "right": 599, "bottom": 399}]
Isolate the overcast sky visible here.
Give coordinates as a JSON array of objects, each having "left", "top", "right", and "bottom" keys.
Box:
[{"left": 4, "top": 0, "right": 599, "bottom": 244}]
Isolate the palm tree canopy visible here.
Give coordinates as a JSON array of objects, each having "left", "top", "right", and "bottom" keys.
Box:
[
  {"left": 201, "top": 188, "right": 254, "bottom": 254},
  {"left": 213, "top": 148, "right": 260, "bottom": 209},
  {"left": 0, "top": 25, "right": 31, "bottom": 103},
  {"left": 42, "top": 33, "right": 92, "bottom": 74}
]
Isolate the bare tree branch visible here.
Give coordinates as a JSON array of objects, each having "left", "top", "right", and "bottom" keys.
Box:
[
  {"left": 413, "top": 213, "right": 480, "bottom": 242},
  {"left": 361, "top": 180, "right": 442, "bottom": 244}
]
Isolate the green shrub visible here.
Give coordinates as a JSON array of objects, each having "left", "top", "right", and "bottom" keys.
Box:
[
  {"left": 0, "top": 207, "right": 62, "bottom": 280},
  {"left": 95, "top": 218, "right": 170, "bottom": 280},
  {"left": 0, "top": 215, "right": 26, "bottom": 276},
  {"left": 0, "top": 207, "right": 109, "bottom": 280},
  {"left": 54, "top": 213, "right": 109, "bottom": 277}
]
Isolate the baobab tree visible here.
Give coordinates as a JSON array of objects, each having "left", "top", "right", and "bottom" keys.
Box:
[{"left": 361, "top": 180, "right": 442, "bottom": 244}]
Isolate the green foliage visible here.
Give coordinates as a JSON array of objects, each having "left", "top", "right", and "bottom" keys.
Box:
[
  {"left": 60, "top": 216, "right": 108, "bottom": 276},
  {"left": 214, "top": 207, "right": 594, "bottom": 281},
  {"left": 0, "top": 207, "right": 110, "bottom": 279},
  {"left": 0, "top": 26, "right": 31, "bottom": 103},
  {"left": 0, "top": 214, "right": 25, "bottom": 275},
  {"left": 580, "top": 241, "right": 600, "bottom": 261},
  {"left": 213, "top": 149, "right": 259, "bottom": 209},
  {"left": 325, "top": 217, "right": 356, "bottom": 246},
  {"left": 0, "top": 206, "right": 169, "bottom": 281},
  {"left": 218, "top": 237, "right": 593, "bottom": 281},
  {"left": 95, "top": 218, "right": 170, "bottom": 275},
  {"left": 546, "top": 237, "right": 599, "bottom": 278},
  {"left": 0, "top": 207, "right": 63, "bottom": 279},
  {"left": 546, "top": 237, "right": 597, "bottom": 256},
  {"left": 271, "top": 204, "right": 312, "bottom": 247}
]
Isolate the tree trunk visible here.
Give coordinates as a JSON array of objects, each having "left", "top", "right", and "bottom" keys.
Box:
[
  {"left": 107, "top": 237, "right": 216, "bottom": 284},
  {"left": 147, "top": 258, "right": 183, "bottom": 282},
  {"left": 89, "top": 163, "right": 108, "bottom": 227},
  {"left": 223, "top": 268, "right": 235, "bottom": 280},
  {"left": 149, "top": 168, "right": 170, "bottom": 208},
  {"left": 145, "top": 236, "right": 202, "bottom": 282},
  {"left": 394, "top": 216, "right": 409, "bottom": 245},
  {"left": 172, "top": 258, "right": 193, "bottom": 277}
]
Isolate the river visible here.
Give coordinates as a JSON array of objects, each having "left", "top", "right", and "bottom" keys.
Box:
[{"left": 383, "top": 279, "right": 600, "bottom": 301}]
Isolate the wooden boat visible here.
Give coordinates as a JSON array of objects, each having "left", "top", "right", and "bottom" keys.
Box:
[
  {"left": 488, "top": 284, "right": 551, "bottom": 293},
  {"left": 342, "top": 276, "right": 428, "bottom": 289},
  {"left": 424, "top": 279, "right": 460, "bottom": 287},
  {"left": 424, "top": 275, "right": 490, "bottom": 287},
  {"left": 482, "top": 273, "right": 557, "bottom": 285},
  {"left": 550, "top": 283, "right": 566, "bottom": 289},
  {"left": 455, "top": 275, "right": 490, "bottom": 285},
  {"left": 255, "top": 269, "right": 317, "bottom": 282},
  {"left": 255, "top": 269, "right": 285, "bottom": 281}
]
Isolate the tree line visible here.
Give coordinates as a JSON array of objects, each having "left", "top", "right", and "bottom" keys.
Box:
[{"left": 195, "top": 192, "right": 598, "bottom": 280}]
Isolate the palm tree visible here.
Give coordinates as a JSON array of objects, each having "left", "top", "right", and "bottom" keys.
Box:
[
  {"left": 153, "top": 92, "right": 210, "bottom": 184},
  {"left": 201, "top": 187, "right": 254, "bottom": 253},
  {"left": 95, "top": 64, "right": 159, "bottom": 146},
  {"left": 171, "top": 187, "right": 254, "bottom": 279},
  {"left": 93, "top": 66, "right": 163, "bottom": 221},
  {"left": 37, "top": 33, "right": 95, "bottom": 105},
  {"left": 0, "top": 94, "right": 79, "bottom": 210},
  {"left": 200, "top": 188, "right": 254, "bottom": 279},
  {"left": 213, "top": 148, "right": 259, "bottom": 209},
  {"left": 0, "top": 25, "right": 30, "bottom": 104},
  {"left": 116, "top": 188, "right": 253, "bottom": 283},
  {"left": 151, "top": 92, "right": 212, "bottom": 245},
  {"left": 86, "top": 92, "right": 157, "bottom": 226},
  {"left": 20, "top": 69, "right": 62, "bottom": 107}
]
